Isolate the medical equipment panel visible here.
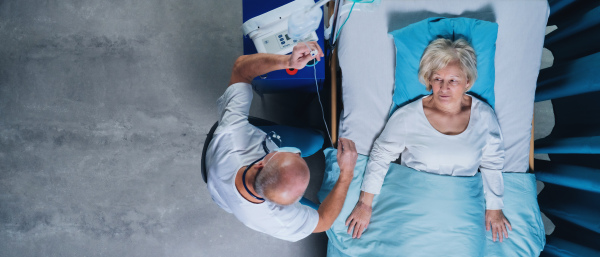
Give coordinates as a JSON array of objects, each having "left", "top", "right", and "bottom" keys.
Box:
[
  {"left": 242, "top": 0, "right": 325, "bottom": 93},
  {"left": 242, "top": 0, "right": 318, "bottom": 55}
]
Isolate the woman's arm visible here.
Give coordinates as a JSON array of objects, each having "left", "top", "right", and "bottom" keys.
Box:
[
  {"left": 480, "top": 107, "right": 511, "bottom": 242},
  {"left": 482, "top": 164, "right": 511, "bottom": 242},
  {"left": 345, "top": 191, "right": 374, "bottom": 238},
  {"left": 362, "top": 109, "right": 408, "bottom": 194},
  {"left": 480, "top": 107, "right": 505, "bottom": 209},
  {"left": 345, "top": 109, "right": 407, "bottom": 238}
]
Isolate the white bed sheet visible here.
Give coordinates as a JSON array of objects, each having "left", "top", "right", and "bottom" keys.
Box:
[{"left": 336, "top": 0, "right": 549, "bottom": 173}]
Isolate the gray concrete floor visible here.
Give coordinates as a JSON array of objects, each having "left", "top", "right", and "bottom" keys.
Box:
[
  {"left": 0, "top": 1, "right": 327, "bottom": 256},
  {"left": 0, "top": 1, "right": 555, "bottom": 257}
]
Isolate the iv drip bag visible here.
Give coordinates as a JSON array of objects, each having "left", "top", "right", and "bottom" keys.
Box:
[{"left": 288, "top": 6, "right": 322, "bottom": 41}]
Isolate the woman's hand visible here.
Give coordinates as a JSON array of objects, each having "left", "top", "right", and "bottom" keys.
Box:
[
  {"left": 486, "top": 209, "right": 512, "bottom": 242},
  {"left": 345, "top": 192, "right": 374, "bottom": 239}
]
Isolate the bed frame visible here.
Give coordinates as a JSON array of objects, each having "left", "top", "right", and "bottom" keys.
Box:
[{"left": 325, "top": 0, "right": 535, "bottom": 171}]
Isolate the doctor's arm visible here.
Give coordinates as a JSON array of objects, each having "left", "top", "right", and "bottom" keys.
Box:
[
  {"left": 229, "top": 42, "right": 323, "bottom": 85},
  {"left": 313, "top": 138, "right": 358, "bottom": 233}
]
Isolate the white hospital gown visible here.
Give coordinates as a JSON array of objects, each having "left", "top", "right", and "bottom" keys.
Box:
[{"left": 362, "top": 96, "right": 505, "bottom": 209}]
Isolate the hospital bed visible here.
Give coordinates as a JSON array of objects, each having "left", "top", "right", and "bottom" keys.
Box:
[{"left": 318, "top": 0, "right": 549, "bottom": 256}]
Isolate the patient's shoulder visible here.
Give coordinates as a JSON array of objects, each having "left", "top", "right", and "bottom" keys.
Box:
[
  {"left": 389, "top": 98, "right": 422, "bottom": 120},
  {"left": 471, "top": 98, "right": 499, "bottom": 126},
  {"left": 471, "top": 97, "right": 494, "bottom": 113}
]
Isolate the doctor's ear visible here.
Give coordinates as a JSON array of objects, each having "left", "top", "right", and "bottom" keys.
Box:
[{"left": 255, "top": 161, "right": 265, "bottom": 169}]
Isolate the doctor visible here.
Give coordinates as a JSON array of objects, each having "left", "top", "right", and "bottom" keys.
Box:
[{"left": 206, "top": 42, "right": 358, "bottom": 242}]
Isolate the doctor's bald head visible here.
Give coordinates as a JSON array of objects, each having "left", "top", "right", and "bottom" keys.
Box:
[{"left": 254, "top": 151, "right": 310, "bottom": 206}]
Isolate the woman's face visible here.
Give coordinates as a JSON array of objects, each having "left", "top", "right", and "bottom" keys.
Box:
[{"left": 429, "top": 61, "right": 470, "bottom": 104}]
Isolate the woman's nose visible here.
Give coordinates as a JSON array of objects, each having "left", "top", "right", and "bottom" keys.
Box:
[{"left": 440, "top": 81, "right": 450, "bottom": 91}]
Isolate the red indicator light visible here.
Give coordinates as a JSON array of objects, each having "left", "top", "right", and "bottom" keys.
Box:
[{"left": 286, "top": 68, "right": 298, "bottom": 75}]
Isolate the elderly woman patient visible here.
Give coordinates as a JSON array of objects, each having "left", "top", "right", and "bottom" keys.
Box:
[{"left": 346, "top": 38, "right": 512, "bottom": 242}]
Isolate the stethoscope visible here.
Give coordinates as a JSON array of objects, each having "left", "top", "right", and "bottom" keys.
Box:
[{"left": 242, "top": 131, "right": 281, "bottom": 201}]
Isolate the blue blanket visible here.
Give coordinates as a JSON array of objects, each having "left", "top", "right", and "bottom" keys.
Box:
[{"left": 318, "top": 148, "right": 545, "bottom": 257}]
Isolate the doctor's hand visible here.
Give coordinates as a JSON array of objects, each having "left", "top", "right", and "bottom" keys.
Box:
[
  {"left": 336, "top": 138, "right": 358, "bottom": 180},
  {"left": 486, "top": 209, "right": 512, "bottom": 242},
  {"left": 346, "top": 192, "right": 374, "bottom": 239},
  {"left": 288, "top": 41, "right": 324, "bottom": 70}
]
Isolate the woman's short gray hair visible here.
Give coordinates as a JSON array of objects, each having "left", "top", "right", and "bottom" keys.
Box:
[{"left": 418, "top": 38, "right": 477, "bottom": 91}]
